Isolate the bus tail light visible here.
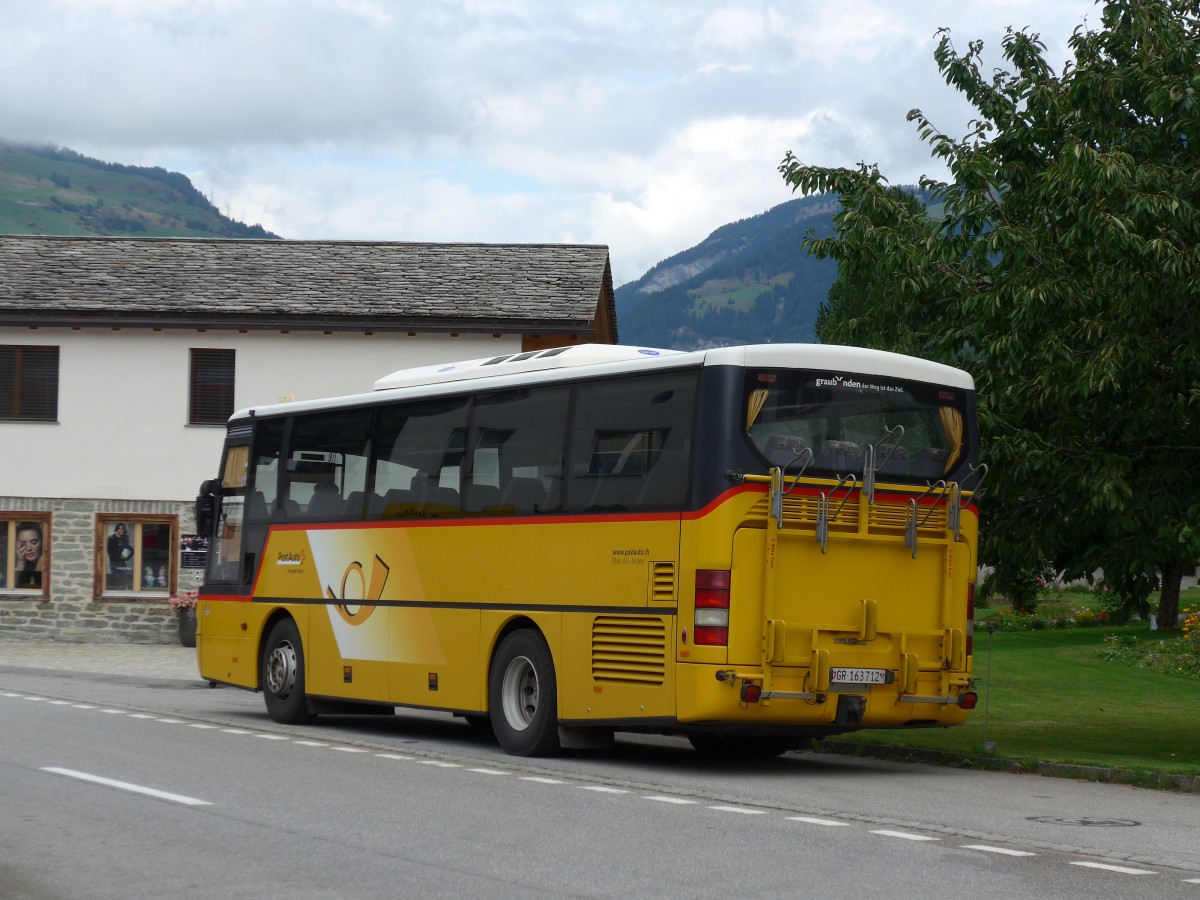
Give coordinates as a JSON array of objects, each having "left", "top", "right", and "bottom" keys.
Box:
[
  {"left": 958, "top": 691, "right": 978, "bottom": 710},
  {"left": 966, "top": 583, "right": 975, "bottom": 657},
  {"left": 694, "top": 569, "right": 730, "bottom": 646}
]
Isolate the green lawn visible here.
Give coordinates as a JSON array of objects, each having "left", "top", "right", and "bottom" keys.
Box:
[{"left": 834, "top": 626, "right": 1200, "bottom": 778}]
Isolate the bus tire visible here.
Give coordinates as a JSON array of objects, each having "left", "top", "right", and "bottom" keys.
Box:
[
  {"left": 489, "top": 630, "right": 561, "bottom": 757},
  {"left": 261, "top": 618, "right": 316, "bottom": 725}
]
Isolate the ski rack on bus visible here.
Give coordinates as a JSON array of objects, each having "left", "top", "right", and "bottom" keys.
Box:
[
  {"left": 731, "top": 461, "right": 985, "bottom": 703},
  {"left": 738, "top": 459, "right": 988, "bottom": 558}
]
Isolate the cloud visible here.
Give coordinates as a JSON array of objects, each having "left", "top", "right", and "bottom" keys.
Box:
[{"left": 0, "top": 0, "right": 1096, "bottom": 286}]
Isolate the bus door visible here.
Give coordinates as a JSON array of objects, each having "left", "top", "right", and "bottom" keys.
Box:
[{"left": 205, "top": 438, "right": 251, "bottom": 588}]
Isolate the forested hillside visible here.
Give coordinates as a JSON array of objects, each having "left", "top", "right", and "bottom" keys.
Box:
[
  {"left": 0, "top": 143, "right": 278, "bottom": 239},
  {"left": 615, "top": 195, "right": 839, "bottom": 349}
]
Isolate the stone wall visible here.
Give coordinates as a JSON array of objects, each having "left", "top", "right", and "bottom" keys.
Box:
[{"left": 0, "top": 496, "right": 196, "bottom": 644}]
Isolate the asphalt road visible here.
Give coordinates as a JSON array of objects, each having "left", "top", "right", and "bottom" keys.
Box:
[{"left": 2, "top": 660, "right": 1199, "bottom": 899}]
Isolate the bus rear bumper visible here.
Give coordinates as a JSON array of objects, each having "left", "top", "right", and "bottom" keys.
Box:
[{"left": 675, "top": 662, "right": 972, "bottom": 728}]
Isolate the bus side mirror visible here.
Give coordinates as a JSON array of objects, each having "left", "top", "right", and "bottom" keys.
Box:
[{"left": 196, "top": 479, "right": 218, "bottom": 535}]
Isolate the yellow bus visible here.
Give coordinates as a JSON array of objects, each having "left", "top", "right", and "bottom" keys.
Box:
[{"left": 194, "top": 343, "right": 983, "bottom": 758}]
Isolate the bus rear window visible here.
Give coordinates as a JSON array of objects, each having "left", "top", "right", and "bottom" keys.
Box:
[{"left": 744, "top": 369, "right": 967, "bottom": 480}]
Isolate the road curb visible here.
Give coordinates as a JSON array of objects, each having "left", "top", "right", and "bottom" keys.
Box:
[{"left": 815, "top": 740, "right": 1200, "bottom": 793}]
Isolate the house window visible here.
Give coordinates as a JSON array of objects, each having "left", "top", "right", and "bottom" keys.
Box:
[
  {"left": 97, "top": 516, "right": 177, "bottom": 597},
  {"left": 0, "top": 345, "right": 59, "bottom": 421},
  {"left": 189, "top": 349, "right": 235, "bottom": 425},
  {"left": 0, "top": 515, "right": 51, "bottom": 596}
]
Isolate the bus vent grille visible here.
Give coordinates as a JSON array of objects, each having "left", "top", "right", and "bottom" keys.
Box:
[
  {"left": 650, "top": 561, "right": 676, "bottom": 602},
  {"left": 751, "top": 495, "right": 858, "bottom": 528},
  {"left": 868, "top": 501, "right": 948, "bottom": 532},
  {"left": 591, "top": 616, "right": 667, "bottom": 685}
]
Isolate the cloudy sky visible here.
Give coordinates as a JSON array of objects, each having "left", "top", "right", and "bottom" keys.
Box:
[{"left": 2, "top": 0, "right": 1098, "bottom": 285}]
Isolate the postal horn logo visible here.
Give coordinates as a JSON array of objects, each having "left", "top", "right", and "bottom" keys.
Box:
[{"left": 326, "top": 555, "right": 390, "bottom": 625}]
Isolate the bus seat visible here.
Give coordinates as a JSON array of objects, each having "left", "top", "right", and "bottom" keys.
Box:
[
  {"left": 764, "top": 434, "right": 808, "bottom": 468},
  {"left": 379, "top": 488, "right": 419, "bottom": 519},
  {"left": 913, "top": 448, "right": 950, "bottom": 479},
  {"left": 407, "top": 472, "right": 434, "bottom": 500},
  {"left": 464, "top": 483, "right": 502, "bottom": 513},
  {"left": 245, "top": 491, "right": 269, "bottom": 523},
  {"left": 368, "top": 490, "right": 390, "bottom": 518},
  {"left": 586, "top": 471, "right": 644, "bottom": 512},
  {"left": 306, "top": 482, "right": 344, "bottom": 519},
  {"left": 343, "top": 491, "right": 365, "bottom": 519},
  {"left": 501, "top": 476, "right": 547, "bottom": 514},
  {"left": 874, "top": 444, "right": 909, "bottom": 477},
  {"left": 815, "top": 440, "right": 862, "bottom": 473},
  {"left": 422, "top": 486, "right": 461, "bottom": 517}
]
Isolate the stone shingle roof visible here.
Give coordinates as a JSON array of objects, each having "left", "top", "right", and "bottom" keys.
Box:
[{"left": 0, "top": 235, "right": 616, "bottom": 338}]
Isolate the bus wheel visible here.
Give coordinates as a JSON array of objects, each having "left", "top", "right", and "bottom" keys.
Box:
[
  {"left": 687, "top": 733, "right": 797, "bottom": 760},
  {"left": 262, "top": 619, "right": 315, "bottom": 725},
  {"left": 489, "top": 630, "right": 560, "bottom": 757}
]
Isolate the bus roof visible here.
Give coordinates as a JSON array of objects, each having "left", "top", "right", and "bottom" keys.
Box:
[
  {"left": 371, "top": 344, "right": 682, "bottom": 391},
  {"left": 704, "top": 344, "right": 975, "bottom": 390},
  {"left": 230, "top": 342, "right": 973, "bottom": 422}
]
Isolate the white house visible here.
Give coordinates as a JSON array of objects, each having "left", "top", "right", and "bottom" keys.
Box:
[{"left": 0, "top": 235, "right": 617, "bottom": 642}]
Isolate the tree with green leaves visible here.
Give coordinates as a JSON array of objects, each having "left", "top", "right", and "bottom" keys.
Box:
[{"left": 780, "top": 0, "right": 1200, "bottom": 628}]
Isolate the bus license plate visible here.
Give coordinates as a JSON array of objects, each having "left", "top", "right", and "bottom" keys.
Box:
[{"left": 829, "top": 667, "right": 888, "bottom": 685}]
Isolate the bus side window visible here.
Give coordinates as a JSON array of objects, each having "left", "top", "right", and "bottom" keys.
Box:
[
  {"left": 470, "top": 386, "right": 568, "bottom": 517},
  {"left": 372, "top": 397, "right": 469, "bottom": 520},
  {"left": 566, "top": 372, "right": 696, "bottom": 514},
  {"left": 285, "top": 409, "right": 373, "bottom": 521}
]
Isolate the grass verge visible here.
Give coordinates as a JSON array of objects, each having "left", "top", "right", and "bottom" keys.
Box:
[{"left": 831, "top": 626, "right": 1200, "bottom": 780}]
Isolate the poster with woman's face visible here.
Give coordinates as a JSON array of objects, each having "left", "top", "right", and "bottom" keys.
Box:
[{"left": 14, "top": 522, "right": 45, "bottom": 589}]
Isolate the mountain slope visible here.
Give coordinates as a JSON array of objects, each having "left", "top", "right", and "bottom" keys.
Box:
[
  {"left": 0, "top": 143, "right": 279, "bottom": 239},
  {"left": 616, "top": 195, "right": 838, "bottom": 349}
]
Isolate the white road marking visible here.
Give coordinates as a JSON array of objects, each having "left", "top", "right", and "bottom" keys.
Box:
[
  {"left": 1069, "top": 861, "right": 1155, "bottom": 875},
  {"left": 961, "top": 845, "right": 1037, "bottom": 857},
  {"left": 872, "top": 830, "right": 940, "bottom": 842},
  {"left": 24, "top": 690, "right": 1180, "bottom": 884},
  {"left": 41, "top": 767, "right": 211, "bottom": 806},
  {"left": 787, "top": 816, "right": 851, "bottom": 827}
]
